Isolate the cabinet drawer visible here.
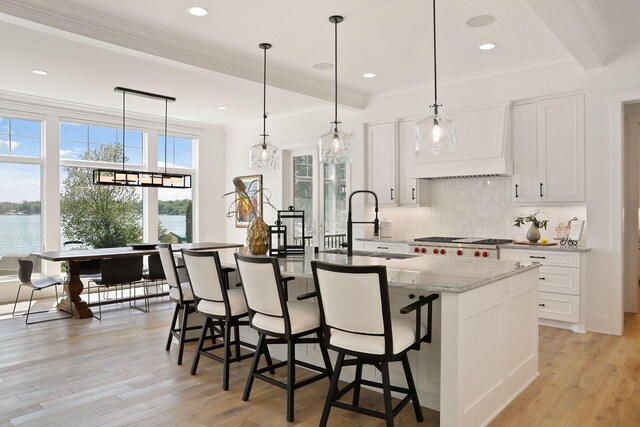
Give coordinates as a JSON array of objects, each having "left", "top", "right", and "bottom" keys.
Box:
[
  {"left": 362, "top": 242, "right": 408, "bottom": 254},
  {"left": 538, "top": 292, "right": 579, "bottom": 322},
  {"left": 538, "top": 266, "right": 580, "bottom": 295},
  {"left": 501, "top": 249, "right": 580, "bottom": 268}
]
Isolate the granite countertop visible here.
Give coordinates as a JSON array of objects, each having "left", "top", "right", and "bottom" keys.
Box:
[
  {"left": 501, "top": 243, "right": 590, "bottom": 253},
  {"left": 215, "top": 247, "right": 540, "bottom": 294}
]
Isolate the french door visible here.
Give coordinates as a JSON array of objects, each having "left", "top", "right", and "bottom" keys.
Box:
[{"left": 289, "top": 148, "right": 349, "bottom": 248}]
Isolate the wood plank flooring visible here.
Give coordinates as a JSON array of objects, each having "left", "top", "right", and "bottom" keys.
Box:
[{"left": 1, "top": 295, "right": 639, "bottom": 426}]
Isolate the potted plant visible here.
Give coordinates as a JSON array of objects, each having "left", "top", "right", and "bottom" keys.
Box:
[
  {"left": 223, "top": 176, "right": 276, "bottom": 255},
  {"left": 513, "top": 211, "right": 548, "bottom": 243}
]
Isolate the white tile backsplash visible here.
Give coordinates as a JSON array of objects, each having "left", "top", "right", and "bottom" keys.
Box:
[{"left": 366, "top": 177, "right": 587, "bottom": 242}]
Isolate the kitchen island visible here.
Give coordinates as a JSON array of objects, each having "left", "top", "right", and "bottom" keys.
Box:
[{"left": 216, "top": 248, "right": 540, "bottom": 427}]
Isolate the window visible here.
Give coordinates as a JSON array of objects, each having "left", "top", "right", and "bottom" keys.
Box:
[
  {"left": 60, "top": 122, "right": 143, "bottom": 165},
  {"left": 158, "top": 189, "right": 193, "bottom": 243},
  {"left": 0, "top": 115, "right": 43, "bottom": 279},
  {"left": 0, "top": 117, "right": 41, "bottom": 158},
  {"left": 158, "top": 135, "right": 193, "bottom": 169},
  {"left": 290, "top": 149, "right": 349, "bottom": 248}
]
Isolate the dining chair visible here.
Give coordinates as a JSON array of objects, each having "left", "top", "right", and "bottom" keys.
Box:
[
  {"left": 182, "top": 249, "right": 267, "bottom": 390},
  {"left": 86, "top": 256, "right": 144, "bottom": 320},
  {"left": 311, "top": 260, "right": 439, "bottom": 427},
  {"left": 12, "top": 259, "right": 73, "bottom": 325},
  {"left": 234, "top": 253, "right": 333, "bottom": 423},
  {"left": 142, "top": 254, "right": 166, "bottom": 298}
]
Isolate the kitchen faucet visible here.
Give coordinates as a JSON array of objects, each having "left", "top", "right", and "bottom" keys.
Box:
[{"left": 342, "top": 190, "right": 379, "bottom": 256}]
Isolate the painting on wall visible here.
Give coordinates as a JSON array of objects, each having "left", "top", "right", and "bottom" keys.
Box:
[{"left": 235, "top": 174, "right": 263, "bottom": 228}]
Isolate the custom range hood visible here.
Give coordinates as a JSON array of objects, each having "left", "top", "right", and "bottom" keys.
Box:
[{"left": 406, "top": 102, "right": 512, "bottom": 179}]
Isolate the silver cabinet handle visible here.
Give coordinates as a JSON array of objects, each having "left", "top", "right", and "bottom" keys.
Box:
[
  {"left": 411, "top": 188, "right": 416, "bottom": 200},
  {"left": 377, "top": 246, "right": 389, "bottom": 250},
  {"left": 539, "top": 303, "right": 546, "bottom": 307},
  {"left": 515, "top": 184, "right": 519, "bottom": 198},
  {"left": 540, "top": 182, "right": 544, "bottom": 197},
  {"left": 390, "top": 188, "right": 394, "bottom": 200},
  {"left": 530, "top": 256, "right": 546, "bottom": 259},
  {"left": 539, "top": 277, "right": 546, "bottom": 280}
]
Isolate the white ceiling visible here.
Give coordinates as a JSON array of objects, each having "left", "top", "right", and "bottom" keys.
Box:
[{"left": 0, "top": 0, "right": 637, "bottom": 125}]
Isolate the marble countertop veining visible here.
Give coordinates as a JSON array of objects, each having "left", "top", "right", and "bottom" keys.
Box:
[{"left": 215, "top": 247, "right": 540, "bottom": 294}]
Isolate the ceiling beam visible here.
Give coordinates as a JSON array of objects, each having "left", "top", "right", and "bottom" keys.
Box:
[
  {"left": 0, "top": 0, "right": 366, "bottom": 110},
  {"left": 525, "top": 0, "right": 614, "bottom": 69}
]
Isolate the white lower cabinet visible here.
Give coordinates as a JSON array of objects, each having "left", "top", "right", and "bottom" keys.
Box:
[
  {"left": 360, "top": 241, "right": 409, "bottom": 254},
  {"left": 500, "top": 248, "right": 586, "bottom": 332}
]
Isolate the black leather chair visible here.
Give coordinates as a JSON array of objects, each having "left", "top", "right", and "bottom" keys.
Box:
[
  {"left": 311, "top": 261, "right": 439, "bottom": 427},
  {"left": 12, "top": 259, "right": 72, "bottom": 325},
  {"left": 87, "top": 256, "right": 144, "bottom": 320},
  {"left": 142, "top": 254, "right": 166, "bottom": 298}
]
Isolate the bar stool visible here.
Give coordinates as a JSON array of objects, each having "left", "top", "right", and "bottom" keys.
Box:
[
  {"left": 311, "top": 261, "right": 439, "bottom": 427},
  {"left": 158, "top": 243, "right": 200, "bottom": 365},
  {"left": 234, "top": 253, "right": 333, "bottom": 423},
  {"left": 182, "top": 249, "right": 271, "bottom": 390}
]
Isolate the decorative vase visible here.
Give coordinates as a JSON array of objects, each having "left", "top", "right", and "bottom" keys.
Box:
[
  {"left": 247, "top": 216, "right": 269, "bottom": 255},
  {"left": 526, "top": 223, "right": 541, "bottom": 243}
]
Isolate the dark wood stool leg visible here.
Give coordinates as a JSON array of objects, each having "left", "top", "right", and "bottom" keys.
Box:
[
  {"left": 402, "top": 354, "right": 424, "bottom": 422},
  {"left": 222, "top": 321, "right": 231, "bottom": 391},
  {"left": 317, "top": 331, "right": 333, "bottom": 379},
  {"left": 234, "top": 324, "right": 241, "bottom": 358},
  {"left": 380, "top": 362, "right": 394, "bottom": 427},
  {"left": 353, "top": 359, "right": 363, "bottom": 407},
  {"left": 166, "top": 303, "right": 180, "bottom": 351},
  {"left": 286, "top": 339, "right": 296, "bottom": 422},
  {"left": 243, "top": 332, "right": 266, "bottom": 401},
  {"left": 191, "top": 317, "right": 210, "bottom": 375},
  {"left": 177, "top": 305, "right": 190, "bottom": 365},
  {"left": 320, "top": 352, "right": 345, "bottom": 427}
]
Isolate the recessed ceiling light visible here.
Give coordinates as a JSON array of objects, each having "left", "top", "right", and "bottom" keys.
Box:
[
  {"left": 218, "top": 106, "right": 228, "bottom": 110},
  {"left": 479, "top": 43, "right": 496, "bottom": 50},
  {"left": 187, "top": 6, "right": 208, "bottom": 17},
  {"left": 32, "top": 69, "right": 48, "bottom": 76},
  {"left": 363, "top": 73, "right": 377, "bottom": 78},
  {"left": 465, "top": 15, "right": 496, "bottom": 28},
  {"left": 312, "top": 62, "right": 334, "bottom": 70}
]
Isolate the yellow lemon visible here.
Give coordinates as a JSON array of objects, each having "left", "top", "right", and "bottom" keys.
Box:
[{"left": 540, "top": 238, "right": 548, "bottom": 244}]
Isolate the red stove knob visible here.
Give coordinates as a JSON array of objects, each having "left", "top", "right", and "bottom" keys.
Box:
[
  {"left": 432, "top": 249, "right": 439, "bottom": 254},
  {"left": 414, "top": 247, "right": 420, "bottom": 253},
  {"left": 482, "top": 251, "right": 488, "bottom": 257},
  {"left": 421, "top": 248, "right": 427, "bottom": 253},
  {"left": 440, "top": 249, "right": 447, "bottom": 255},
  {"left": 457, "top": 250, "right": 463, "bottom": 256},
  {"left": 474, "top": 251, "right": 481, "bottom": 257}
]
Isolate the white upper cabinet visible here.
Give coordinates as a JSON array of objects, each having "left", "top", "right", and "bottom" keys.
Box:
[
  {"left": 406, "top": 103, "right": 511, "bottom": 178},
  {"left": 366, "top": 120, "right": 428, "bottom": 207},
  {"left": 366, "top": 121, "right": 397, "bottom": 205},
  {"left": 512, "top": 94, "right": 585, "bottom": 203}
]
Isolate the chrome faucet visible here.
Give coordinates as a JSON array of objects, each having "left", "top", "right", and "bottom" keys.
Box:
[{"left": 342, "top": 190, "right": 379, "bottom": 256}]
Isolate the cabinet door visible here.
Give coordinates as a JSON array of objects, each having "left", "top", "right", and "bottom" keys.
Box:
[
  {"left": 367, "top": 121, "right": 397, "bottom": 205},
  {"left": 537, "top": 95, "right": 585, "bottom": 202},
  {"left": 511, "top": 103, "right": 538, "bottom": 203},
  {"left": 398, "top": 120, "right": 428, "bottom": 206}
]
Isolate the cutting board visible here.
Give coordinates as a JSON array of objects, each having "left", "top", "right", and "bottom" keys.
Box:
[{"left": 513, "top": 241, "right": 558, "bottom": 246}]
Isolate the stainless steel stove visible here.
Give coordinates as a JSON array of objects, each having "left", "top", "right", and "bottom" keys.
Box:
[{"left": 409, "top": 237, "right": 513, "bottom": 259}]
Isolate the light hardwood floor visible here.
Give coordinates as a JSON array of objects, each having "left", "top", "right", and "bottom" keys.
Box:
[{"left": 1, "top": 294, "right": 639, "bottom": 426}]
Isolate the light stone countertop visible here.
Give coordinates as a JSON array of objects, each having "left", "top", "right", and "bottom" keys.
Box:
[
  {"left": 216, "top": 247, "right": 540, "bottom": 294},
  {"left": 501, "top": 243, "right": 590, "bottom": 253},
  {"left": 355, "top": 237, "right": 412, "bottom": 244}
]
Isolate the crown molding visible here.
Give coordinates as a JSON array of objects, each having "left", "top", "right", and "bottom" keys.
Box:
[
  {"left": 368, "top": 54, "right": 581, "bottom": 103},
  {"left": 0, "top": 0, "right": 367, "bottom": 110}
]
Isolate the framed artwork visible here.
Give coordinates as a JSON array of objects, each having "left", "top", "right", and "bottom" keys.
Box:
[{"left": 235, "top": 174, "right": 263, "bottom": 228}]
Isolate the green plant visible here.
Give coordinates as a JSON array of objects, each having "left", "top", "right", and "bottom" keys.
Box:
[{"left": 513, "top": 212, "right": 548, "bottom": 229}]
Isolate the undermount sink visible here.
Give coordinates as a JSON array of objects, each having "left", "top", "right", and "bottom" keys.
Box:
[{"left": 319, "top": 249, "right": 418, "bottom": 260}]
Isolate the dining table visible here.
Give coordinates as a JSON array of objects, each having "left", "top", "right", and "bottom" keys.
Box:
[{"left": 30, "top": 242, "right": 243, "bottom": 319}]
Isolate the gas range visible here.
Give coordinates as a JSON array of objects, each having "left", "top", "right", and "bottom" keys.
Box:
[{"left": 409, "top": 237, "right": 513, "bottom": 259}]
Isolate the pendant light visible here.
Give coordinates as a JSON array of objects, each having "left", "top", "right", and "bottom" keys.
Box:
[
  {"left": 319, "top": 15, "right": 353, "bottom": 164},
  {"left": 415, "top": 0, "right": 456, "bottom": 156},
  {"left": 93, "top": 87, "right": 191, "bottom": 188},
  {"left": 249, "top": 43, "right": 279, "bottom": 170}
]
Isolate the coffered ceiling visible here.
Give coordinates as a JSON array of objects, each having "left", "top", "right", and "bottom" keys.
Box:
[{"left": 0, "top": 0, "right": 636, "bottom": 125}]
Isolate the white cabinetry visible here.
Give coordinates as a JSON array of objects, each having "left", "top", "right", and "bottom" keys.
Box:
[
  {"left": 501, "top": 248, "right": 586, "bottom": 332},
  {"left": 361, "top": 241, "right": 409, "bottom": 254},
  {"left": 512, "top": 94, "right": 585, "bottom": 203},
  {"left": 366, "top": 121, "right": 428, "bottom": 206}
]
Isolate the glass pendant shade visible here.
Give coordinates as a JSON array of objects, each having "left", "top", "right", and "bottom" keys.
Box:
[
  {"left": 249, "top": 137, "right": 279, "bottom": 169},
  {"left": 319, "top": 123, "right": 353, "bottom": 164},
  {"left": 415, "top": 109, "right": 456, "bottom": 156}
]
